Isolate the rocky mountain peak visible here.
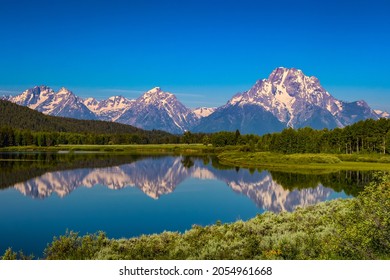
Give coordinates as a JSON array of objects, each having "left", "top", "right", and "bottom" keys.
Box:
[
  {"left": 138, "top": 87, "right": 175, "bottom": 106},
  {"left": 193, "top": 67, "right": 382, "bottom": 134},
  {"left": 56, "top": 87, "right": 75, "bottom": 98},
  {"left": 268, "top": 67, "right": 303, "bottom": 85},
  {"left": 146, "top": 87, "right": 162, "bottom": 94},
  {"left": 116, "top": 87, "right": 198, "bottom": 134},
  {"left": 83, "top": 97, "right": 99, "bottom": 107}
]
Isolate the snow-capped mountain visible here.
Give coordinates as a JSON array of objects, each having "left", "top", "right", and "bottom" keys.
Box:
[
  {"left": 0, "top": 95, "right": 11, "bottom": 101},
  {"left": 116, "top": 87, "right": 199, "bottom": 134},
  {"left": 5, "top": 85, "right": 200, "bottom": 133},
  {"left": 193, "top": 107, "right": 216, "bottom": 118},
  {"left": 8, "top": 86, "right": 97, "bottom": 120},
  {"left": 82, "top": 97, "right": 99, "bottom": 109},
  {"left": 374, "top": 110, "right": 390, "bottom": 119},
  {"left": 83, "top": 95, "right": 135, "bottom": 122},
  {"left": 4, "top": 68, "right": 387, "bottom": 134},
  {"left": 194, "top": 67, "right": 381, "bottom": 134}
]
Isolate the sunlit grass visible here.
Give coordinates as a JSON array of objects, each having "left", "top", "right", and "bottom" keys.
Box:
[{"left": 218, "top": 151, "right": 390, "bottom": 171}]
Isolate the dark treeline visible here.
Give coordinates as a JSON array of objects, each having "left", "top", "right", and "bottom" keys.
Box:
[
  {"left": 0, "top": 99, "right": 181, "bottom": 146},
  {"left": 195, "top": 118, "right": 390, "bottom": 154},
  {"left": 0, "top": 128, "right": 181, "bottom": 147},
  {"left": 259, "top": 118, "right": 390, "bottom": 154}
]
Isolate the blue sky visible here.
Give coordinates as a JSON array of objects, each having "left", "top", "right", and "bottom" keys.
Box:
[{"left": 0, "top": 0, "right": 389, "bottom": 110}]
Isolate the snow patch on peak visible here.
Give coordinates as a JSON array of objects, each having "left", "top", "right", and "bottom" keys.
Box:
[
  {"left": 108, "top": 95, "right": 121, "bottom": 101},
  {"left": 193, "top": 107, "right": 216, "bottom": 118},
  {"left": 374, "top": 110, "right": 390, "bottom": 118},
  {"left": 84, "top": 97, "right": 98, "bottom": 103},
  {"left": 356, "top": 100, "right": 368, "bottom": 107},
  {"left": 146, "top": 87, "right": 162, "bottom": 94},
  {"left": 58, "top": 87, "right": 71, "bottom": 93}
]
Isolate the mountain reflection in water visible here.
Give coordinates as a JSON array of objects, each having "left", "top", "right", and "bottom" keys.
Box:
[{"left": 5, "top": 155, "right": 370, "bottom": 212}]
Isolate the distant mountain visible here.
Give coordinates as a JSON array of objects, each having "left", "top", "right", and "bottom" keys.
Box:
[
  {"left": 116, "top": 87, "right": 199, "bottom": 134},
  {"left": 0, "top": 95, "right": 11, "bottom": 100},
  {"left": 8, "top": 86, "right": 97, "bottom": 120},
  {"left": 374, "top": 110, "right": 390, "bottom": 119},
  {"left": 193, "top": 107, "right": 216, "bottom": 118},
  {"left": 5, "top": 86, "right": 200, "bottom": 134},
  {"left": 193, "top": 67, "right": 381, "bottom": 134},
  {"left": 83, "top": 95, "right": 135, "bottom": 122}
]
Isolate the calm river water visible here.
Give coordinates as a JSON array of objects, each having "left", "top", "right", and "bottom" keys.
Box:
[{"left": 0, "top": 152, "right": 371, "bottom": 257}]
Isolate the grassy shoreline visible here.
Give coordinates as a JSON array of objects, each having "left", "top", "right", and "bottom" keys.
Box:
[
  {"left": 3, "top": 144, "right": 390, "bottom": 171},
  {"left": 218, "top": 151, "right": 390, "bottom": 171}
]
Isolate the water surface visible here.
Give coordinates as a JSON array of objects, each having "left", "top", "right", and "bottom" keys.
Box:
[{"left": 0, "top": 152, "right": 370, "bottom": 257}]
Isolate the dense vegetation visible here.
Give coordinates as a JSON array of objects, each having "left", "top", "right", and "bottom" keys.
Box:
[
  {"left": 202, "top": 118, "right": 390, "bottom": 154},
  {"left": 0, "top": 99, "right": 179, "bottom": 146},
  {"left": 258, "top": 118, "right": 390, "bottom": 154},
  {"left": 3, "top": 172, "right": 389, "bottom": 260}
]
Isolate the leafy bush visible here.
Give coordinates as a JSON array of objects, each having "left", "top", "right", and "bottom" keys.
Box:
[
  {"left": 44, "top": 231, "right": 108, "bottom": 260},
  {"left": 331, "top": 172, "right": 390, "bottom": 259},
  {"left": 1, "top": 248, "right": 34, "bottom": 260}
]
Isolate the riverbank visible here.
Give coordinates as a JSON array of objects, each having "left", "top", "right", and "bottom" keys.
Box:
[
  {"left": 0, "top": 144, "right": 208, "bottom": 152},
  {"left": 218, "top": 151, "right": 390, "bottom": 171},
  {"left": 3, "top": 144, "right": 390, "bottom": 171},
  {"left": 0, "top": 144, "right": 216, "bottom": 155}
]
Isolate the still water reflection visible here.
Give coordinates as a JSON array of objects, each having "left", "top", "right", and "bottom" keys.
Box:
[{"left": 0, "top": 153, "right": 371, "bottom": 257}]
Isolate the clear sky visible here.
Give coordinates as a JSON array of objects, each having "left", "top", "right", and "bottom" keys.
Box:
[{"left": 0, "top": 0, "right": 389, "bottom": 110}]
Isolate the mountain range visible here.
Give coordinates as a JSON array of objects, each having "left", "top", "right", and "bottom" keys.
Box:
[{"left": 3, "top": 67, "right": 386, "bottom": 134}]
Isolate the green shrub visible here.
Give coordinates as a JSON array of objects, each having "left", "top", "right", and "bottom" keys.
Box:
[{"left": 44, "top": 231, "right": 108, "bottom": 260}]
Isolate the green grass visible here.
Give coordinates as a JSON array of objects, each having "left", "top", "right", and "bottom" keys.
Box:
[{"left": 217, "top": 151, "right": 390, "bottom": 171}]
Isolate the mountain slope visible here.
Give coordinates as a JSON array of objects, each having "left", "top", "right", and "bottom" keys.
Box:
[
  {"left": 0, "top": 99, "right": 154, "bottom": 134},
  {"left": 194, "top": 67, "right": 380, "bottom": 134},
  {"left": 193, "top": 103, "right": 285, "bottom": 134},
  {"left": 116, "top": 87, "right": 199, "bottom": 134}
]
